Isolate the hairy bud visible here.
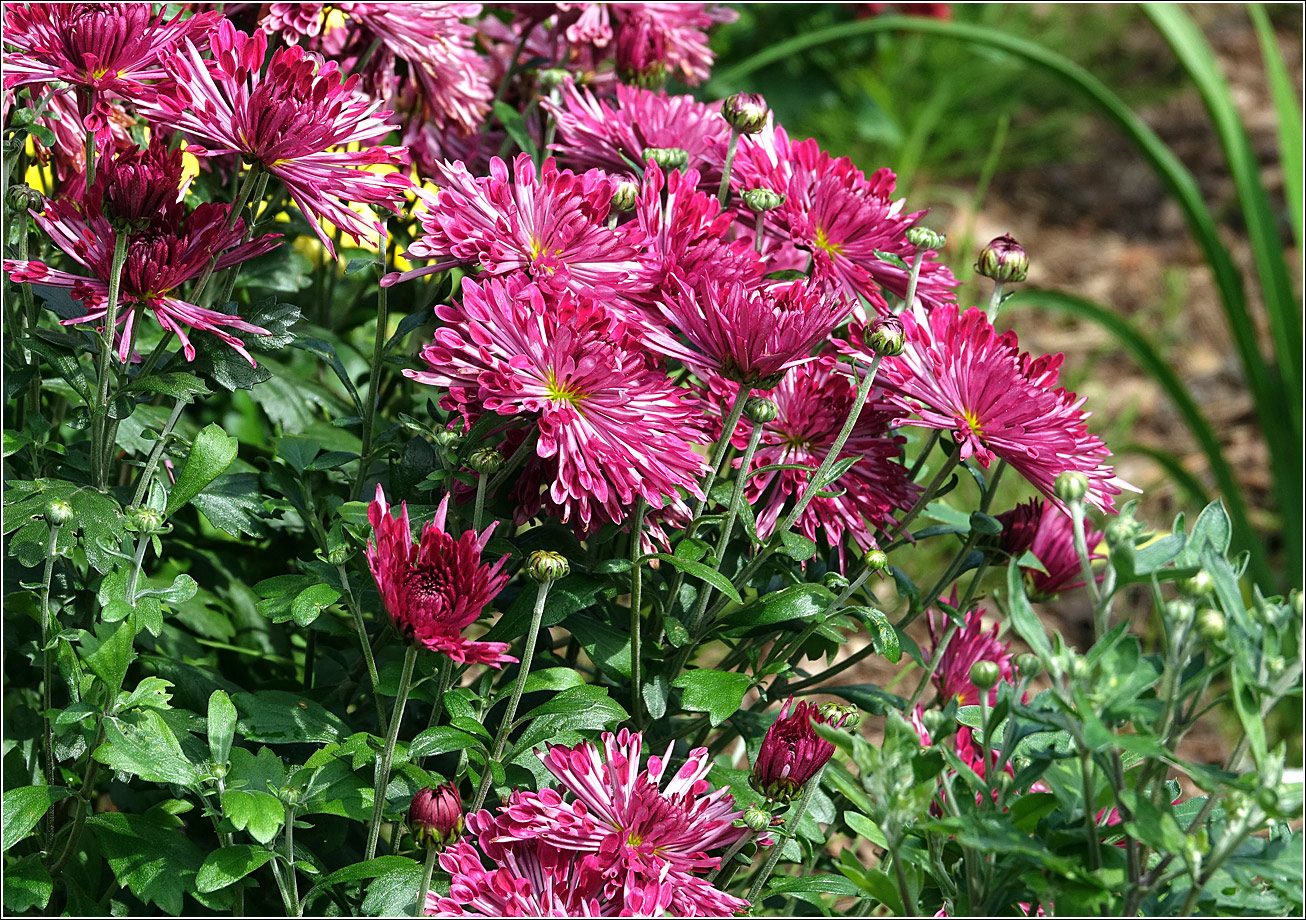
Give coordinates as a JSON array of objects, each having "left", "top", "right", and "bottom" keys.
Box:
[
  {"left": 744, "top": 396, "right": 778, "bottom": 425},
  {"left": 610, "top": 180, "right": 640, "bottom": 212},
  {"left": 742, "top": 187, "right": 785, "bottom": 213},
  {"left": 527, "top": 550, "right": 569, "bottom": 584},
  {"left": 975, "top": 233, "right": 1029, "bottom": 283},
  {"left": 642, "top": 146, "right": 689, "bottom": 171},
  {"left": 6, "top": 183, "right": 44, "bottom": 214},
  {"left": 721, "top": 93, "right": 768, "bottom": 134},
  {"left": 867, "top": 316, "right": 906, "bottom": 357},
  {"left": 43, "top": 498, "right": 74, "bottom": 528},
  {"left": 969, "top": 660, "right": 1001, "bottom": 691},
  {"left": 905, "top": 226, "right": 945, "bottom": 252},
  {"left": 863, "top": 548, "right": 889, "bottom": 572},
  {"left": 1053, "top": 471, "right": 1089, "bottom": 504},
  {"left": 468, "top": 448, "right": 504, "bottom": 475}
]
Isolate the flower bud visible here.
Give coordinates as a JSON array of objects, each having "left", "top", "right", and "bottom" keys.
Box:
[
  {"left": 1015, "top": 653, "right": 1041, "bottom": 680},
  {"left": 527, "top": 550, "right": 569, "bottom": 584},
  {"left": 863, "top": 548, "right": 889, "bottom": 572},
  {"left": 1069, "top": 655, "right": 1089, "bottom": 681},
  {"left": 751, "top": 698, "right": 837, "bottom": 804},
  {"left": 742, "top": 187, "right": 785, "bottom": 213},
  {"left": 128, "top": 506, "right": 165, "bottom": 534},
  {"left": 43, "top": 498, "right": 74, "bottom": 528},
  {"left": 1053, "top": 471, "right": 1089, "bottom": 504},
  {"left": 975, "top": 234, "right": 1029, "bottom": 283},
  {"left": 866, "top": 316, "right": 905, "bottom": 357},
  {"left": 610, "top": 180, "right": 640, "bottom": 212},
  {"left": 433, "top": 429, "right": 463, "bottom": 451},
  {"left": 921, "top": 709, "right": 948, "bottom": 738},
  {"left": 742, "top": 803, "right": 772, "bottom": 832},
  {"left": 818, "top": 702, "right": 858, "bottom": 730},
  {"left": 1256, "top": 786, "right": 1279, "bottom": 813},
  {"left": 969, "top": 660, "right": 1001, "bottom": 691},
  {"left": 822, "top": 571, "right": 850, "bottom": 593},
  {"left": 721, "top": 93, "right": 768, "bottom": 134},
  {"left": 642, "top": 146, "right": 689, "bottom": 171},
  {"left": 1164, "top": 598, "right": 1196, "bottom": 628},
  {"left": 6, "top": 183, "right": 44, "bottom": 214},
  {"left": 327, "top": 543, "right": 351, "bottom": 566},
  {"left": 905, "top": 226, "right": 945, "bottom": 252},
  {"left": 1104, "top": 515, "right": 1141, "bottom": 548},
  {"left": 537, "top": 67, "right": 571, "bottom": 88},
  {"left": 1195, "top": 608, "right": 1226, "bottom": 643},
  {"left": 468, "top": 447, "right": 504, "bottom": 475},
  {"left": 1181, "top": 570, "right": 1214, "bottom": 597},
  {"left": 615, "top": 11, "right": 669, "bottom": 90},
  {"left": 408, "top": 784, "right": 464, "bottom": 850},
  {"left": 744, "top": 396, "right": 778, "bottom": 425}
]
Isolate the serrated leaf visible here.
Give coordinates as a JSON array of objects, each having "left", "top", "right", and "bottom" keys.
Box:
[
  {"left": 642, "top": 553, "right": 742, "bottom": 604},
  {"left": 233, "top": 691, "right": 348, "bottom": 744},
  {"left": 96, "top": 710, "right": 201, "bottom": 787},
  {"left": 166, "top": 424, "right": 238, "bottom": 518},
  {"left": 123, "top": 373, "right": 211, "bottom": 400},
  {"left": 196, "top": 845, "right": 275, "bottom": 893},
  {"left": 291, "top": 583, "right": 340, "bottom": 627},
  {"left": 221, "top": 790, "right": 284, "bottom": 845},
  {"left": 671, "top": 670, "right": 751, "bottom": 727},
  {"left": 208, "top": 690, "right": 237, "bottom": 767},
  {"left": 2, "top": 786, "right": 72, "bottom": 852},
  {"left": 88, "top": 812, "right": 205, "bottom": 914}
]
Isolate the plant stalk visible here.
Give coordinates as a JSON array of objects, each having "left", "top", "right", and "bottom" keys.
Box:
[
  {"left": 355, "top": 227, "right": 392, "bottom": 500},
  {"left": 629, "top": 499, "right": 647, "bottom": 729},
  {"left": 90, "top": 232, "right": 129, "bottom": 491},
  {"left": 365, "top": 644, "right": 418, "bottom": 860},
  {"left": 414, "top": 844, "right": 438, "bottom": 918}
]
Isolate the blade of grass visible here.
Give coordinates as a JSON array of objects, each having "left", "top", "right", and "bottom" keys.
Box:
[
  {"left": 1119, "top": 443, "right": 1211, "bottom": 511},
  {"left": 1003, "top": 288, "right": 1271, "bottom": 591},
  {"left": 1248, "top": 3, "right": 1303, "bottom": 254}
]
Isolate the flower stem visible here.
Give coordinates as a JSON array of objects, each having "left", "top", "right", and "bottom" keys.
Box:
[
  {"left": 629, "top": 499, "right": 647, "bottom": 730},
  {"left": 414, "top": 844, "right": 438, "bottom": 918},
  {"left": 1080, "top": 750, "right": 1102, "bottom": 870},
  {"left": 124, "top": 531, "right": 151, "bottom": 608},
  {"left": 40, "top": 521, "right": 62, "bottom": 848},
  {"left": 692, "top": 381, "right": 751, "bottom": 519},
  {"left": 889, "top": 451, "right": 959, "bottom": 540},
  {"left": 1069, "top": 500, "right": 1103, "bottom": 634},
  {"left": 745, "top": 768, "right": 822, "bottom": 905},
  {"left": 90, "top": 232, "right": 129, "bottom": 491},
  {"left": 708, "top": 827, "right": 756, "bottom": 885},
  {"left": 717, "top": 129, "right": 740, "bottom": 206},
  {"left": 365, "top": 644, "right": 418, "bottom": 861},
  {"left": 135, "top": 330, "right": 176, "bottom": 380},
  {"left": 891, "top": 845, "right": 921, "bottom": 917},
  {"left": 334, "top": 567, "right": 387, "bottom": 733},
  {"left": 471, "top": 576, "right": 555, "bottom": 813},
  {"left": 985, "top": 280, "right": 1005, "bottom": 321},
  {"left": 355, "top": 227, "right": 392, "bottom": 501},
  {"left": 907, "top": 430, "right": 940, "bottom": 481},
  {"left": 753, "top": 211, "right": 765, "bottom": 253},
  {"left": 472, "top": 471, "right": 489, "bottom": 532},
  {"left": 284, "top": 803, "right": 300, "bottom": 915},
  {"left": 193, "top": 163, "right": 262, "bottom": 307},
  {"left": 901, "top": 250, "right": 925, "bottom": 314},
  {"left": 131, "top": 397, "right": 188, "bottom": 508}
]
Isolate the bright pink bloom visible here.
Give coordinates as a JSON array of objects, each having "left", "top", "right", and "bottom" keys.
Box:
[
  {"left": 407, "top": 154, "right": 650, "bottom": 318},
  {"left": 864, "top": 304, "right": 1133, "bottom": 514},
  {"left": 2, "top": 3, "right": 218, "bottom": 140},
  {"left": 545, "top": 82, "right": 729, "bottom": 187},
  {"left": 751, "top": 698, "right": 847, "bottom": 803},
  {"left": 551, "top": 3, "right": 735, "bottom": 85},
  {"left": 146, "top": 21, "right": 410, "bottom": 254},
  {"left": 408, "top": 276, "right": 708, "bottom": 531},
  {"left": 492, "top": 729, "right": 750, "bottom": 917},
  {"left": 3, "top": 184, "right": 279, "bottom": 364},
  {"left": 430, "top": 835, "right": 610, "bottom": 917},
  {"left": 259, "top": 3, "right": 326, "bottom": 45},
  {"left": 997, "top": 499, "right": 1104, "bottom": 600},
  {"left": 365, "top": 485, "right": 513, "bottom": 667},
  {"left": 19, "top": 81, "right": 136, "bottom": 185},
  {"left": 927, "top": 603, "right": 1015, "bottom": 708},
  {"left": 86, "top": 135, "right": 186, "bottom": 229},
  {"left": 614, "top": 9, "right": 669, "bottom": 87},
  {"left": 713, "top": 355, "right": 919, "bottom": 565}
]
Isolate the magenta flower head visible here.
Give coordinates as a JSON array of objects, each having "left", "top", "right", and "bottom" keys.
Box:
[
  {"left": 409, "top": 784, "right": 464, "bottom": 850},
  {"left": 364, "top": 485, "right": 514, "bottom": 667},
  {"left": 259, "top": 3, "right": 326, "bottom": 46},
  {"left": 997, "top": 499, "right": 1104, "bottom": 600},
  {"left": 615, "top": 9, "right": 669, "bottom": 89},
  {"left": 721, "top": 92, "right": 768, "bottom": 134},
  {"left": 928, "top": 603, "right": 1015, "bottom": 706},
  {"left": 976, "top": 233, "right": 1029, "bottom": 283},
  {"left": 146, "top": 21, "right": 410, "bottom": 255},
  {"left": 751, "top": 698, "right": 845, "bottom": 804},
  {"left": 2, "top": 3, "right": 219, "bottom": 142},
  {"left": 432, "top": 835, "right": 610, "bottom": 917},
  {"left": 86, "top": 136, "right": 186, "bottom": 231}
]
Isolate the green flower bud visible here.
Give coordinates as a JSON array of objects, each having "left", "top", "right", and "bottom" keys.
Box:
[
  {"left": 537, "top": 67, "right": 570, "bottom": 88},
  {"left": 6, "top": 183, "right": 44, "bottom": 214},
  {"left": 433, "top": 429, "right": 463, "bottom": 451},
  {"left": 1070, "top": 655, "right": 1089, "bottom": 681},
  {"left": 975, "top": 234, "right": 1029, "bottom": 283},
  {"left": 527, "top": 550, "right": 569, "bottom": 584},
  {"left": 818, "top": 702, "right": 859, "bottom": 730},
  {"left": 1104, "top": 515, "right": 1141, "bottom": 548},
  {"left": 642, "top": 146, "right": 688, "bottom": 171},
  {"left": 1165, "top": 598, "right": 1196, "bottom": 628},
  {"left": 721, "top": 93, "right": 768, "bottom": 134},
  {"left": 744, "top": 396, "right": 778, "bottom": 425},
  {"left": 921, "top": 709, "right": 948, "bottom": 738},
  {"left": 1053, "top": 470, "right": 1089, "bottom": 503},
  {"left": 43, "top": 498, "right": 74, "bottom": 528},
  {"left": 863, "top": 548, "right": 889, "bottom": 572},
  {"left": 969, "top": 660, "right": 1001, "bottom": 691},
  {"left": 867, "top": 316, "right": 905, "bottom": 357},
  {"left": 610, "top": 179, "right": 640, "bottom": 212},
  {"left": 1256, "top": 787, "right": 1279, "bottom": 813},
  {"left": 1015, "top": 653, "right": 1041, "bottom": 680},
  {"left": 742, "top": 803, "right": 772, "bottom": 832},
  {"left": 905, "top": 226, "right": 945, "bottom": 252},
  {"left": 1181, "top": 569, "right": 1214, "bottom": 597},
  {"left": 128, "top": 506, "right": 165, "bottom": 534},
  {"left": 742, "top": 187, "right": 785, "bottom": 213},
  {"left": 1195, "top": 607, "right": 1226, "bottom": 642},
  {"left": 327, "top": 543, "right": 351, "bottom": 566},
  {"left": 468, "top": 447, "right": 504, "bottom": 475}
]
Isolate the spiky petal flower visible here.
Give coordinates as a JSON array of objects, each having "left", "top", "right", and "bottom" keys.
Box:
[
  {"left": 491, "top": 729, "right": 750, "bottom": 917},
  {"left": 259, "top": 3, "right": 326, "bottom": 45},
  {"left": 713, "top": 355, "right": 918, "bottom": 566},
  {"left": 410, "top": 784, "right": 465, "bottom": 851},
  {"left": 2, "top": 3, "right": 219, "bottom": 141},
  {"left": 430, "top": 834, "right": 610, "bottom": 917},
  {"left": 3, "top": 191, "right": 279, "bottom": 364},
  {"left": 86, "top": 135, "right": 186, "bottom": 230},
  {"left": 146, "top": 21, "right": 410, "bottom": 254},
  {"left": 863, "top": 304, "right": 1132, "bottom": 514},
  {"left": 408, "top": 275, "right": 708, "bottom": 530},
  {"left": 928, "top": 603, "right": 1015, "bottom": 707},
  {"left": 751, "top": 698, "right": 847, "bottom": 804},
  {"left": 365, "top": 486, "right": 513, "bottom": 666},
  {"left": 997, "top": 499, "right": 1104, "bottom": 600}
]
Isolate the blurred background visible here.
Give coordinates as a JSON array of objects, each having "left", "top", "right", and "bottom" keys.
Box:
[{"left": 704, "top": 2, "right": 1303, "bottom": 765}]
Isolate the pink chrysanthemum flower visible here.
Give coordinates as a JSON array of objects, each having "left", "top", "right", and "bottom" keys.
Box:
[
  {"left": 3, "top": 158, "right": 279, "bottom": 363},
  {"left": 648, "top": 274, "right": 853, "bottom": 388},
  {"left": 863, "top": 303, "right": 1132, "bottom": 514},
  {"left": 750, "top": 697, "right": 848, "bottom": 803},
  {"left": 553, "top": 3, "right": 736, "bottom": 85},
  {"left": 365, "top": 485, "right": 513, "bottom": 667},
  {"left": 408, "top": 275, "right": 708, "bottom": 530},
  {"left": 545, "top": 82, "right": 729, "bottom": 187},
  {"left": 259, "top": 3, "right": 326, "bottom": 45},
  {"left": 712, "top": 355, "right": 919, "bottom": 565},
  {"left": 731, "top": 123, "right": 956, "bottom": 315},
  {"left": 430, "top": 835, "right": 610, "bottom": 917},
  {"left": 19, "top": 86, "right": 136, "bottom": 185},
  {"left": 997, "top": 499, "right": 1105, "bottom": 600},
  {"left": 406, "top": 154, "right": 648, "bottom": 316},
  {"left": 492, "top": 729, "right": 750, "bottom": 917},
  {"left": 146, "top": 21, "right": 410, "bottom": 255},
  {"left": 2, "top": 3, "right": 218, "bottom": 142},
  {"left": 927, "top": 602, "right": 1015, "bottom": 708}
]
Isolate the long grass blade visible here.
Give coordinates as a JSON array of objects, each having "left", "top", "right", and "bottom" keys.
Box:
[
  {"left": 1118, "top": 443, "right": 1211, "bottom": 511},
  {"left": 1247, "top": 4, "right": 1303, "bottom": 255}
]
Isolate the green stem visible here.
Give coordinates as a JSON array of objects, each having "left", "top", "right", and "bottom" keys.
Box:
[
  {"left": 1068, "top": 500, "right": 1103, "bottom": 635},
  {"left": 693, "top": 381, "right": 751, "bottom": 519},
  {"left": 124, "top": 532, "right": 150, "bottom": 608},
  {"left": 335, "top": 564, "right": 387, "bottom": 733},
  {"left": 753, "top": 210, "right": 765, "bottom": 252},
  {"left": 486, "top": 432, "right": 538, "bottom": 496},
  {"left": 891, "top": 845, "right": 920, "bottom": 917},
  {"left": 212, "top": 169, "right": 270, "bottom": 307},
  {"left": 901, "top": 250, "right": 926, "bottom": 313},
  {"left": 130, "top": 397, "right": 188, "bottom": 508},
  {"left": 744, "top": 768, "right": 822, "bottom": 905},
  {"left": 471, "top": 576, "right": 555, "bottom": 813},
  {"left": 414, "top": 845, "right": 438, "bottom": 918},
  {"left": 284, "top": 803, "right": 299, "bottom": 915},
  {"left": 904, "top": 620, "right": 957, "bottom": 712},
  {"left": 472, "top": 471, "right": 489, "bottom": 532},
  {"left": 708, "top": 827, "right": 756, "bottom": 885},
  {"left": 90, "top": 232, "right": 129, "bottom": 491},
  {"left": 889, "top": 452, "right": 959, "bottom": 540},
  {"left": 717, "top": 128, "right": 740, "bottom": 205},
  {"left": 193, "top": 164, "right": 262, "bottom": 306},
  {"left": 985, "top": 280, "right": 1005, "bottom": 320},
  {"left": 1080, "top": 750, "right": 1102, "bottom": 870},
  {"left": 40, "top": 521, "right": 62, "bottom": 848},
  {"left": 83, "top": 120, "right": 96, "bottom": 195},
  {"left": 908, "top": 430, "right": 940, "bottom": 481},
  {"left": 134, "top": 331, "right": 176, "bottom": 380},
  {"left": 365, "top": 644, "right": 418, "bottom": 861},
  {"left": 355, "top": 227, "right": 392, "bottom": 501},
  {"left": 629, "top": 499, "right": 647, "bottom": 730}
]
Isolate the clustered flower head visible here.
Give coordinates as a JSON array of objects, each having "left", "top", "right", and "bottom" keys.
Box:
[{"left": 997, "top": 499, "right": 1105, "bottom": 599}]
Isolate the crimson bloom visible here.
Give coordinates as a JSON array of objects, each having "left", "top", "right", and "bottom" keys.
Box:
[
  {"left": 997, "top": 499, "right": 1104, "bottom": 600},
  {"left": 408, "top": 275, "right": 708, "bottom": 531},
  {"left": 751, "top": 698, "right": 847, "bottom": 804},
  {"left": 2, "top": 3, "right": 218, "bottom": 141},
  {"left": 863, "top": 304, "right": 1133, "bottom": 514},
  {"left": 145, "top": 20, "right": 410, "bottom": 255},
  {"left": 409, "top": 784, "right": 465, "bottom": 850},
  {"left": 365, "top": 486, "right": 513, "bottom": 667},
  {"left": 928, "top": 603, "right": 1015, "bottom": 708},
  {"left": 490, "top": 729, "right": 750, "bottom": 917}
]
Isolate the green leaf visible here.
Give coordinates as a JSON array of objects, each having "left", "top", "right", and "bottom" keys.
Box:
[
  {"left": 234, "top": 691, "right": 348, "bottom": 744},
  {"left": 778, "top": 531, "right": 818, "bottom": 561},
  {"left": 196, "top": 845, "right": 276, "bottom": 893},
  {"left": 208, "top": 690, "right": 238, "bottom": 767},
  {"left": 844, "top": 811, "right": 890, "bottom": 849},
  {"left": 408, "top": 726, "right": 483, "bottom": 759},
  {"left": 672, "top": 670, "right": 751, "bottom": 727},
  {"left": 120, "top": 676, "right": 174, "bottom": 711},
  {"left": 493, "top": 101, "right": 538, "bottom": 159},
  {"left": 3, "top": 853, "right": 53, "bottom": 912},
  {"left": 362, "top": 863, "right": 425, "bottom": 917},
  {"left": 766, "top": 873, "right": 863, "bottom": 897},
  {"left": 2, "top": 479, "right": 125, "bottom": 574},
  {"left": 521, "top": 667, "right": 585, "bottom": 695},
  {"left": 291, "top": 583, "right": 340, "bottom": 627},
  {"left": 1184, "top": 500, "right": 1232, "bottom": 561},
  {"left": 122, "top": 373, "right": 211, "bottom": 401},
  {"left": 96, "top": 710, "right": 202, "bottom": 788},
  {"left": 482, "top": 574, "right": 605, "bottom": 643},
  {"left": 88, "top": 812, "right": 205, "bottom": 914},
  {"left": 165, "top": 424, "right": 238, "bottom": 518},
  {"left": 642, "top": 553, "right": 743, "bottom": 604},
  {"left": 86, "top": 619, "right": 137, "bottom": 697},
  {"left": 1005, "top": 561, "right": 1053, "bottom": 664},
  {"left": 717, "top": 582, "right": 836, "bottom": 637},
  {"left": 192, "top": 473, "right": 269, "bottom": 538},
  {"left": 516, "top": 684, "right": 627, "bottom": 731},
  {"left": 1249, "top": 3, "right": 1304, "bottom": 252},
  {"left": 221, "top": 790, "right": 285, "bottom": 845},
  {"left": 565, "top": 613, "right": 633, "bottom": 679},
  {"left": 2, "top": 786, "right": 72, "bottom": 852}
]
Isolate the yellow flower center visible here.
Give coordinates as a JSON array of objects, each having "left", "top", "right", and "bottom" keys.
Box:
[
  {"left": 813, "top": 226, "right": 843, "bottom": 256},
  {"left": 545, "top": 370, "right": 586, "bottom": 406},
  {"left": 960, "top": 408, "right": 983, "bottom": 436}
]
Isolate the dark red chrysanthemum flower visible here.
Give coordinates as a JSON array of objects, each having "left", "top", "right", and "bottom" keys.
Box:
[{"left": 750, "top": 697, "right": 849, "bottom": 804}]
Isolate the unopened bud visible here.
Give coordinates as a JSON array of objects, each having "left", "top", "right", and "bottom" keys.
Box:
[
  {"left": 721, "top": 93, "right": 768, "bottom": 134},
  {"left": 818, "top": 702, "right": 858, "bottom": 730},
  {"left": 863, "top": 548, "right": 889, "bottom": 572},
  {"left": 433, "top": 429, "right": 463, "bottom": 451},
  {"left": 6, "top": 183, "right": 44, "bottom": 213},
  {"left": 1070, "top": 655, "right": 1089, "bottom": 681},
  {"left": 822, "top": 571, "right": 850, "bottom": 593},
  {"left": 1104, "top": 515, "right": 1141, "bottom": 548},
  {"left": 527, "top": 550, "right": 569, "bottom": 584},
  {"left": 744, "top": 396, "right": 778, "bottom": 425},
  {"left": 867, "top": 316, "right": 905, "bottom": 357},
  {"left": 1165, "top": 598, "right": 1196, "bottom": 628},
  {"left": 128, "top": 506, "right": 165, "bottom": 534},
  {"left": 610, "top": 180, "right": 640, "bottom": 212},
  {"left": 1053, "top": 471, "right": 1089, "bottom": 504},
  {"left": 537, "top": 67, "right": 570, "bottom": 88},
  {"left": 43, "top": 498, "right": 74, "bottom": 527},
  {"left": 742, "top": 187, "right": 785, "bottom": 213},
  {"left": 642, "top": 147, "right": 688, "bottom": 171},
  {"left": 327, "top": 543, "right": 351, "bottom": 566},
  {"left": 742, "top": 804, "right": 772, "bottom": 832},
  {"left": 468, "top": 448, "right": 504, "bottom": 475},
  {"left": 969, "top": 660, "right": 1001, "bottom": 691},
  {"left": 1291, "top": 590, "right": 1303, "bottom": 618},
  {"left": 1181, "top": 570, "right": 1214, "bottom": 597},
  {"left": 1195, "top": 608, "right": 1226, "bottom": 642},
  {"left": 408, "top": 784, "right": 464, "bottom": 850},
  {"left": 976, "top": 234, "right": 1028, "bottom": 283},
  {"left": 921, "top": 709, "right": 948, "bottom": 738},
  {"left": 1015, "top": 653, "right": 1041, "bottom": 680},
  {"left": 905, "top": 226, "right": 945, "bottom": 252},
  {"left": 1256, "top": 787, "right": 1279, "bottom": 813}
]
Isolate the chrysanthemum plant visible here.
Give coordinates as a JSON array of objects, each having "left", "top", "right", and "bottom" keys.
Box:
[{"left": 2, "top": 4, "right": 1301, "bottom": 918}]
